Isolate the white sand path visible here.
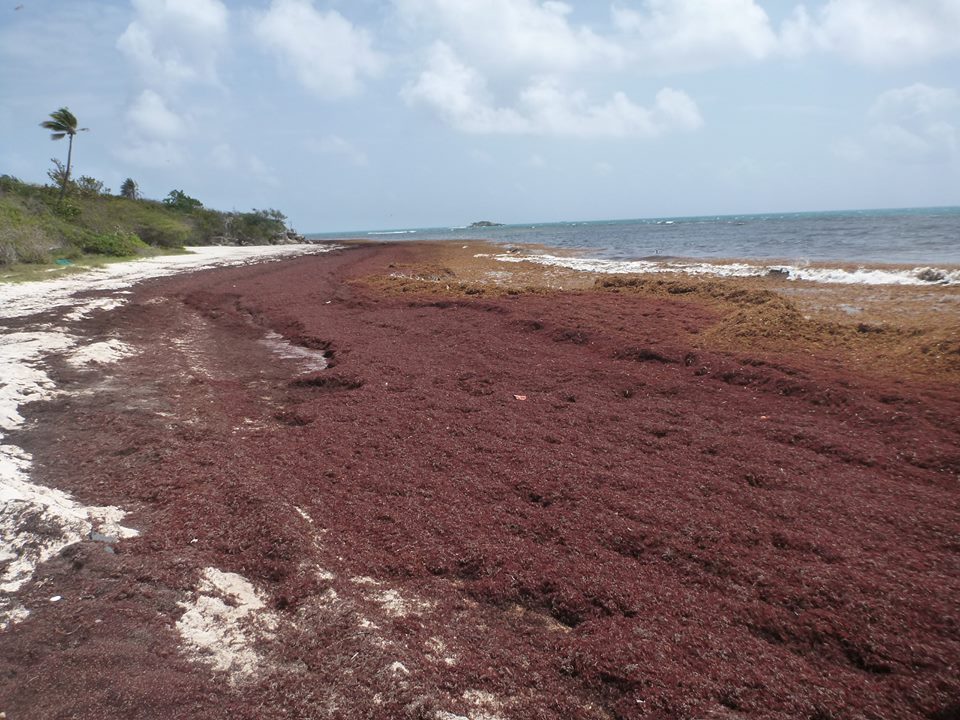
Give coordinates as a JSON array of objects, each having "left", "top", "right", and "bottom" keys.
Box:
[{"left": 0, "top": 244, "right": 336, "bottom": 628}]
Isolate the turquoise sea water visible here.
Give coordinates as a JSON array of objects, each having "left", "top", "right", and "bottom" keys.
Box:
[{"left": 309, "top": 206, "right": 960, "bottom": 265}]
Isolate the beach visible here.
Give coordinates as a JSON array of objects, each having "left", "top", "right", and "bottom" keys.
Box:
[{"left": 1, "top": 241, "right": 958, "bottom": 719}]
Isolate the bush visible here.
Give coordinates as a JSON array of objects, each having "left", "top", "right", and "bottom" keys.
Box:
[
  {"left": 230, "top": 208, "right": 288, "bottom": 245},
  {"left": 56, "top": 244, "right": 83, "bottom": 261},
  {"left": 80, "top": 229, "right": 148, "bottom": 257},
  {"left": 192, "top": 208, "right": 228, "bottom": 242},
  {"left": 135, "top": 217, "right": 190, "bottom": 248},
  {"left": 53, "top": 199, "right": 81, "bottom": 219},
  {"left": 75, "top": 176, "right": 109, "bottom": 197},
  {"left": 0, "top": 224, "right": 55, "bottom": 266},
  {"left": 163, "top": 189, "right": 203, "bottom": 213},
  {"left": 0, "top": 175, "right": 25, "bottom": 194}
]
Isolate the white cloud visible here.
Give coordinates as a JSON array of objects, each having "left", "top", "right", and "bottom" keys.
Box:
[
  {"left": 394, "top": 0, "right": 624, "bottom": 73},
  {"left": 115, "top": 1, "right": 226, "bottom": 170},
  {"left": 518, "top": 81, "right": 703, "bottom": 137},
  {"left": 210, "top": 143, "right": 238, "bottom": 170},
  {"left": 781, "top": 0, "right": 960, "bottom": 66},
  {"left": 870, "top": 84, "right": 959, "bottom": 159},
  {"left": 395, "top": 0, "right": 960, "bottom": 78},
  {"left": 116, "top": 139, "right": 185, "bottom": 169},
  {"left": 253, "top": 0, "right": 383, "bottom": 99},
  {"left": 402, "top": 43, "right": 528, "bottom": 133},
  {"left": 468, "top": 148, "right": 496, "bottom": 165},
  {"left": 403, "top": 43, "right": 702, "bottom": 138},
  {"left": 116, "top": 89, "right": 191, "bottom": 168},
  {"left": 126, "top": 89, "right": 188, "bottom": 140},
  {"left": 593, "top": 161, "right": 614, "bottom": 176},
  {"left": 117, "top": 0, "right": 228, "bottom": 87},
  {"left": 209, "top": 143, "right": 280, "bottom": 185},
  {"left": 307, "top": 135, "right": 369, "bottom": 166},
  {"left": 246, "top": 155, "right": 280, "bottom": 187},
  {"left": 867, "top": 123, "right": 939, "bottom": 160},
  {"left": 613, "top": 0, "right": 778, "bottom": 71},
  {"left": 870, "top": 83, "right": 960, "bottom": 121},
  {"left": 839, "top": 84, "right": 959, "bottom": 164}
]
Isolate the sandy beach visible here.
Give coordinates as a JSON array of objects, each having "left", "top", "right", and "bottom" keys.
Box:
[{"left": 1, "top": 241, "right": 958, "bottom": 720}]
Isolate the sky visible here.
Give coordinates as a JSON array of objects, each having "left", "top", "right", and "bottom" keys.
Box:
[{"left": 1, "top": 0, "right": 958, "bottom": 232}]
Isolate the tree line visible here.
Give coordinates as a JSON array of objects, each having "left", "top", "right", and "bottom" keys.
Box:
[{"left": 34, "top": 107, "right": 296, "bottom": 247}]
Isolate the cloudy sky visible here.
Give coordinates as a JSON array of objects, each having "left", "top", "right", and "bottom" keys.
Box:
[{"left": 1, "top": 0, "right": 958, "bottom": 232}]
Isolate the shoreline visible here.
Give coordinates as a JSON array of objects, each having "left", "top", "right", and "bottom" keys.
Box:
[
  {"left": 0, "top": 244, "right": 338, "bottom": 629},
  {"left": 309, "top": 236, "right": 960, "bottom": 286},
  {"left": 309, "top": 204, "right": 960, "bottom": 271},
  {"left": 487, "top": 249, "right": 960, "bottom": 286},
  {"left": 1, "top": 241, "right": 958, "bottom": 718},
  {"left": 369, "top": 240, "right": 960, "bottom": 382}
]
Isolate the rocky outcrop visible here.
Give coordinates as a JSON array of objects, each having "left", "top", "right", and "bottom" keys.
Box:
[{"left": 273, "top": 229, "right": 306, "bottom": 245}]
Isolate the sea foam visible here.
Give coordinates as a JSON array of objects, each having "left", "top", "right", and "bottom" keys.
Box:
[{"left": 493, "top": 253, "right": 960, "bottom": 286}]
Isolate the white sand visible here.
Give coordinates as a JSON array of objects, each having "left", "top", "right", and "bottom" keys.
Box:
[
  {"left": 0, "top": 245, "right": 335, "bottom": 321},
  {"left": 175, "top": 567, "right": 278, "bottom": 683},
  {"left": 0, "top": 244, "right": 499, "bottom": 711},
  {"left": 66, "top": 338, "right": 137, "bottom": 367},
  {"left": 0, "top": 446, "right": 138, "bottom": 627},
  {"left": 0, "top": 244, "right": 334, "bottom": 629}
]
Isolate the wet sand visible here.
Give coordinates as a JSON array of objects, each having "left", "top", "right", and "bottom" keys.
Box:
[{"left": 1, "top": 241, "right": 958, "bottom": 719}]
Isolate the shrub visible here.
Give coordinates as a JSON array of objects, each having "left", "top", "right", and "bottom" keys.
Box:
[
  {"left": 46, "top": 158, "right": 77, "bottom": 196},
  {"left": 56, "top": 244, "right": 83, "bottom": 261},
  {"left": 230, "top": 208, "right": 288, "bottom": 244},
  {"left": 75, "top": 176, "right": 109, "bottom": 197},
  {"left": 163, "top": 189, "right": 203, "bottom": 213},
  {"left": 0, "top": 224, "right": 55, "bottom": 266},
  {"left": 191, "top": 208, "right": 228, "bottom": 243},
  {"left": 80, "top": 229, "right": 148, "bottom": 257},
  {"left": 52, "top": 199, "right": 81, "bottom": 219},
  {"left": 135, "top": 217, "right": 190, "bottom": 247},
  {"left": 0, "top": 175, "right": 25, "bottom": 194}
]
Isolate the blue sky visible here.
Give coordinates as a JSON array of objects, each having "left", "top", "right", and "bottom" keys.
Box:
[{"left": 1, "top": 0, "right": 958, "bottom": 232}]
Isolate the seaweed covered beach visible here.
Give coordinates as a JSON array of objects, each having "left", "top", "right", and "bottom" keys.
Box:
[{"left": 1, "top": 241, "right": 958, "bottom": 719}]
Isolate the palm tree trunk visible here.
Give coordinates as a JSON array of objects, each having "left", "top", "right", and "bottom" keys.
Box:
[{"left": 59, "top": 133, "right": 74, "bottom": 201}]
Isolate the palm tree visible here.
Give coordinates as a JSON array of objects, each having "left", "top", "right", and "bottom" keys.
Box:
[
  {"left": 120, "top": 177, "right": 140, "bottom": 200},
  {"left": 40, "top": 107, "right": 88, "bottom": 200}
]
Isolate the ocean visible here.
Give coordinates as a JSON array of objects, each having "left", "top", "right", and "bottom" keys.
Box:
[{"left": 309, "top": 206, "right": 960, "bottom": 286}]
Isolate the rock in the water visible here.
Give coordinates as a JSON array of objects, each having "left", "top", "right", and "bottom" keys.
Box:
[{"left": 916, "top": 267, "right": 946, "bottom": 283}]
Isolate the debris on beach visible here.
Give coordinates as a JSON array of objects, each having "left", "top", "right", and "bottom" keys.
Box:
[{"left": 1, "top": 241, "right": 957, "bottom": 719}]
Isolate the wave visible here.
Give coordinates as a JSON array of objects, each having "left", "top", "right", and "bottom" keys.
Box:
[
  {"left": 492, "top": 254, "right": 960, "bottom": 286},
  {"left": 368, "top": 230, "right": 417, "bottom": 236}
]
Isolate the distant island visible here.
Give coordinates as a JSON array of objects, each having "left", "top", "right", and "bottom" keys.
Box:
[{"left": 469, "top": 220, "right": 504, "bottom": 227}]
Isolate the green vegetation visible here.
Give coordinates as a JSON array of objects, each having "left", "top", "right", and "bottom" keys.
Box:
[
  {"left": 163, "top": 189, "right": 203, "bottom": 212},
  {"left": 39, "top": 107, "right": 87, "bottom": 201},
  {"left": 79, "top": 228, "right": 149, "bottom": 256},
  {"left": 0, "top": 174, "right": 303, "bottom": 269},
  {"left": 0, "top": 106, "right": 303, "bottom": 273},
  {"left": 0, "top": 249, "right": 190, "bottom": 284},
  {"left": 119, "top": 178, "right": 139, "bottom": 200}
]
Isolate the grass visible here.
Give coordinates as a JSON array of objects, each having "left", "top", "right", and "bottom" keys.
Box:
[
  {"left": 0, "top": 176, "right": 292, "bottom": 271},
  {"left": 0, "top": 247, "right": 193, "bottom": 284}
]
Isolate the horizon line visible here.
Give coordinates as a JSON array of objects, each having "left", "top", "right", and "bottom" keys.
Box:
[{"left": 306, "top": 204, "right": 960, "bottom": 237}]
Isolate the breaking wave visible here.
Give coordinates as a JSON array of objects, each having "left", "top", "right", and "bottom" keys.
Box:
[{"left": 493, "top": 253, "right": 960, "bottom": 286}]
